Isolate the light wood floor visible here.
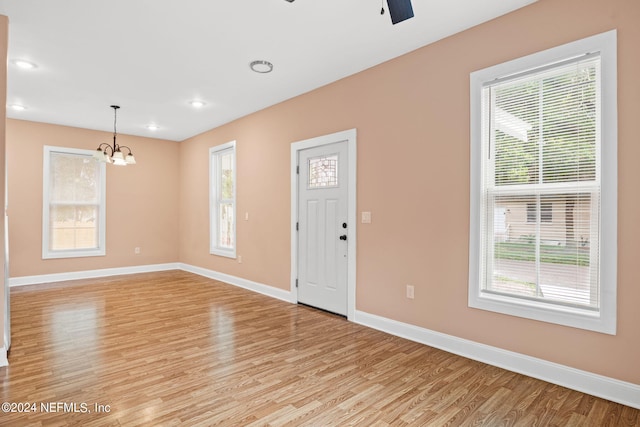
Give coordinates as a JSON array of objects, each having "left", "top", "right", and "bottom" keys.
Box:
[{"left": 1, "top": 271, "right": 637, "bottom": 426}]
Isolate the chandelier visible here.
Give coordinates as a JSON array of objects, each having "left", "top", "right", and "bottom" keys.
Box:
[{"left": 94, "top": 105, "right": 136, "bottom": 165}]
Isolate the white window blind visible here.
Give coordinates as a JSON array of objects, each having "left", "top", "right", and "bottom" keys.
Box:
[
  {"left": 43, "top": 146, "right": 106, "bottom": 258},
  {"left": 209, "top": 141, "right": 236, "bottom": 258},
  {"left": 483, "top": 57, "right": 601, "bottom": 310},
  {"left": 469, "top": 30, "right": 617, "bottom": 334}
]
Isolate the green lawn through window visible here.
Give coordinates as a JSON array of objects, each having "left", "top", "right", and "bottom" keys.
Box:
[{"left": 495, "top": 242, "right": 590, "bottom": 266}]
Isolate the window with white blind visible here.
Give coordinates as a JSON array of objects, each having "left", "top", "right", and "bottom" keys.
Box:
[
  {"left": 469, "top": 31, "right": 617, "bottom": 334},
  {"left": 209, "top": 141, "right": 236, "bottom": 258},
  {"left": 43, "top": 146, "right": 106, "bottom": 259}
]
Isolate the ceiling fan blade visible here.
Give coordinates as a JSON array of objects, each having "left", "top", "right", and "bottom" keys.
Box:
[{"left": 386, "top": 0, "right": 414, "bottom": 24}]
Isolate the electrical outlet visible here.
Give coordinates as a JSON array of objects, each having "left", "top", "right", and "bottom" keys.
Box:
[
  {"left": 238, "top": 255, "right": 242, "bottom": 264},
  {"left": 406, "top": 284, "right": 414, "bottom": 299},
  {"left": 134, "top": 247, "right": 141, "bottom": 254}
]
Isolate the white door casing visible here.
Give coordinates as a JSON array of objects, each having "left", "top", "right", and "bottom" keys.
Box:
[
  {"left": 291, "top": 129, "right": 356, "bottom": 319},
  {"left": 3, "top": 166, "right": 9, "bottom": 355}
]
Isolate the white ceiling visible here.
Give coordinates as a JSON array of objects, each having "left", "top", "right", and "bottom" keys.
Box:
[{"left": 0, "top": 0, "right": 536, "bottom": 141}]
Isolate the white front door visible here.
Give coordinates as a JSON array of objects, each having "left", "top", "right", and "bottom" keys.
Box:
[{"left": 297, "top": 141, "right": 348, "bottom": 315}]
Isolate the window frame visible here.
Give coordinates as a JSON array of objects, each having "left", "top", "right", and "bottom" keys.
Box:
[
  {"left": 468, "top": 30, "right": 617, "bottom": 334},
  {"left": 42, "top": 146, "right": 107, "bottom": 259},
  {"left": 209, "top": 141, "right": 237, "bottom": 258}
]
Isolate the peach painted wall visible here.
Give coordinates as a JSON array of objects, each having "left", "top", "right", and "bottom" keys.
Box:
[
  {"left": 7, "top": 119, "right": 180, "bottom": 277},
  {"left": 178, "top": 0, "right": 640, "bottom": 385}
]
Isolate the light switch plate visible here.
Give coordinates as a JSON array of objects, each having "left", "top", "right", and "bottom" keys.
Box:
[{"left": 362, "top": 211, "right": 372, "bottom": 223}]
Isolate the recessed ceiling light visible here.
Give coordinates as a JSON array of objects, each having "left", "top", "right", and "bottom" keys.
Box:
[
  {"left": 189, "top": 100, "right": 206, "bottom": 108},
  {"left": 11, "top": 59, "right": 37, "bottom": 70},
  {"left": 250, "top": 60, "right": 273, "bottom": 73},
  {"left": 146, "top": 124, "right": 159, "bottom": 131},
  {"left": 8, "top": 104, "right": 27, "bottom": 111}
]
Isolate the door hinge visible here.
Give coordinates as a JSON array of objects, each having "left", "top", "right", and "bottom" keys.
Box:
[
  {"left": 296, "top": 222, "right": 299, "bottom": 231},
  {"left": 296, "top": 165, "right": 299, "bottom": 174},
  {"left": 295, "top": 279, "right": 298, "bottom": 288}
]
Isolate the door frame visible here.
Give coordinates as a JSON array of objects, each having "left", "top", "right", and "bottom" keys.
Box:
[{"left": 290, "top": 129, "right": 357, "bottom": 320}]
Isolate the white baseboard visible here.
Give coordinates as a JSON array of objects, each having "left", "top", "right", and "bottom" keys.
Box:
[
  {"left": 7, "top": 264, "right": 638, "bottom": 409},
  {"left": 179, "top": 263, "right": 293, "bottom": 303},
  {"left": 354, "top": 310, "right": 640, "bottom": 409},
  {"left": 8, "top": 263, "right": 181, "bottom": 287}
]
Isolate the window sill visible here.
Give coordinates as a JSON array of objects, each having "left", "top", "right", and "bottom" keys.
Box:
[
  {"left": 209, "top": 248, "right": 236, "bottom": 259},
  {"left": 43, "top": 249, "right": 106, "bottom": 259},
  {"left": 468, "top": 291, "right": 615, "bottom": 335}
]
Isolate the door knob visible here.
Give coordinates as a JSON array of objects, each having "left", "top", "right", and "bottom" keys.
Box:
[{"left": 339, "top": 235, "right": 347, "bottom": 241}]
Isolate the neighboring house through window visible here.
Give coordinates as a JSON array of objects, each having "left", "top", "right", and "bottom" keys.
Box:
[
  {"left": 526, "top": 202, "right": 552, "bottom": 223},
  {"left": 43, "top": 146, "right": 106, "bottom": 259},
  {"left": 209, "top": 141, "right": 236, "bottom": 258},
  {"left": 468, "top": 31, "right": 617, "bottom": 334}
]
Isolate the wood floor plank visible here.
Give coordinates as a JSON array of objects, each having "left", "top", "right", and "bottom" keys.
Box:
[{"left": 0, "top": 270, "right": 637, "bottom": 426}]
